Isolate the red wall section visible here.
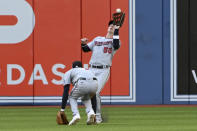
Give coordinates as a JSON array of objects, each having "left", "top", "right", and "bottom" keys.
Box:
[
  {"left": 0, "top": 0, "right": 129, "bottom": 98},
  {"left": 0, "top": 0, "right": 34, "bottom": 96},
  {"left": 33, "top": 0, "right": 81, "bottom": 96},
  {"left": 111, "top": 0, "right": 130, "bottom": 95}
]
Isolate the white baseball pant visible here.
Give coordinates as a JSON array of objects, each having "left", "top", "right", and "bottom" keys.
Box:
[
  {"left": 69, "top": 78, "right": 98, "bottom": 116},
  {"left": 89, "top": 67, "right": 110, "bottom": 120}
]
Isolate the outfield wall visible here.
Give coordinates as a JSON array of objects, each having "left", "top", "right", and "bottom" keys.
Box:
[{"left": 0, "top": 0, "right": 196, "bottom": 105}]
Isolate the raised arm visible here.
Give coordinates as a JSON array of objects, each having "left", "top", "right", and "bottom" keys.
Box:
[
  {"left": 81, "top": 38, "right": 91, "bottom": 52},
  {"left": 112, "top": 25, "right": 120, "bottom": 50}
]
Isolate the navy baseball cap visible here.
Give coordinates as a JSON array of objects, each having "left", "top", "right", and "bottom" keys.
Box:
[
  {"left": 108, "top": 20, "right": 114, "bottom": 26},
  {"left": 72, "top": 61, "right": 82, "bottom": 68}
]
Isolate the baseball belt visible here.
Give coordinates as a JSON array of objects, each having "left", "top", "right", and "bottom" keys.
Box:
[
  {"left": 90, "top": 65, "right": 110, "bottom": 69},
  {"left": 74, "top": 77, "right": 97, "bottom": 85}
]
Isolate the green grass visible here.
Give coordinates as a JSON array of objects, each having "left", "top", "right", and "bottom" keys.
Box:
[{"left": 0, "top": 106, "right": 197, "bottom": 131}]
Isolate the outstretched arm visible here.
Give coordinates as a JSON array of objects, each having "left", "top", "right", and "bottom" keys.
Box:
[
  {"left": 112, "top": 25, "right": 120, "bottom": 50},
  {"left": 60, "top": 84, "right": 70, "bottom": 111}
]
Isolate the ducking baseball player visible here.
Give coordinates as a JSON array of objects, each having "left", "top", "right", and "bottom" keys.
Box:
[
  {"left": 81, "top": 9, "right": 125, "bottom": 123},
  {"left": 57, "top": 61, "right": 98, "bottom": 125}
]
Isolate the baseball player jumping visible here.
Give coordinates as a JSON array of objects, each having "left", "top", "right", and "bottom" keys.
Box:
[
  {"left": 62, "top": 61, "right": 98, "bottom": 125},
  {"left": 81, "top": 20, "right": 121, "bottom": 124}
]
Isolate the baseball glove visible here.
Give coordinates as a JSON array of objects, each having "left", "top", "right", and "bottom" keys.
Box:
[
  {"left": 56, "top": 111, "right": 69, "bottom": 125},
  {"left": 112, "top": 12, "right": 125, "bottom": 27}
]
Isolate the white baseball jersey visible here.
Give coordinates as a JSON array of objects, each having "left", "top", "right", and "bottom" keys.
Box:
[
  {"left": 63, "top": 68, "right": 96, "bottom": 86},
  {"left": 63, "top": 67, "right": 98, "bottom": 117},
  {"left": 87, "top": 36, "right": 120, "bottom": 66}
]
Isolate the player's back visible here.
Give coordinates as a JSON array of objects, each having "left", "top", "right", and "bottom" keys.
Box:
[{"left": 71, "top": 68, "right": 95, "bottom": 83}]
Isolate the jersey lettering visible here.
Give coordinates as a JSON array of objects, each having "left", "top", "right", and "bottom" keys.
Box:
[{"left": 95, "top": 41, "right": 112, "bottom": 46}]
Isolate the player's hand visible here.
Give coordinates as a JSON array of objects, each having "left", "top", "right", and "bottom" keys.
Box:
[
  {"left": 81, "top": 38, "right": 88, "bottom": 44},
  {"left": 114, "top": 25, "right": 120, "bottom": 29}
]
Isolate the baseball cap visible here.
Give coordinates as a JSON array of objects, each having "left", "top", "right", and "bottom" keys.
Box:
[
  {"left": 72, "top": 61, "right": 82, "bottom": 68},
  {"left": 108, "top": 20, "right": 114, "bottom": 26}
]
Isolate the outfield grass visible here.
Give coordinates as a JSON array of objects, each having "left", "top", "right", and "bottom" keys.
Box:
[{"left": 0, "top": 106, "right": 197, "bottom": 131}]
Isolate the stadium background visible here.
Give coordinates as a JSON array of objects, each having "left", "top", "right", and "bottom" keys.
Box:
[{"left": 0, "top": 0, "right": 197, "bottom": 105}]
